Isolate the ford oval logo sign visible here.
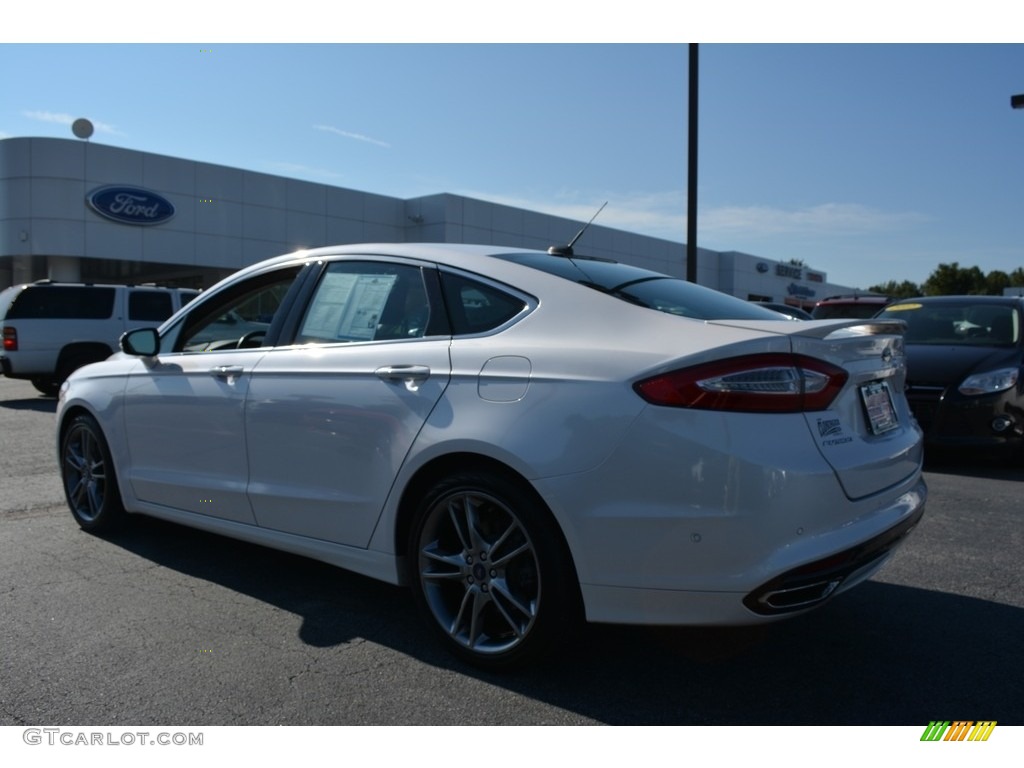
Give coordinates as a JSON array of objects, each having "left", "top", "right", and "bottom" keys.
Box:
[{"left": 87, "top": 186, "right": 175, "bottom": 226}]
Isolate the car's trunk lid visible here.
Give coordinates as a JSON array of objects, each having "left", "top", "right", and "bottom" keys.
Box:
[{"left": 712, "top": 318, "right": 923, "bottom": 499}]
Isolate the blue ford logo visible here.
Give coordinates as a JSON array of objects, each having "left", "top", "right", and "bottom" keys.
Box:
[{"left": 87, "top": 186, "right": 175, "bottom": 226}]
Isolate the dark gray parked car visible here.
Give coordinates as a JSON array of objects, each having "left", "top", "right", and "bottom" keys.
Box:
[{"left": 875, "top": 295, "right": 1024, "bottom": 456}]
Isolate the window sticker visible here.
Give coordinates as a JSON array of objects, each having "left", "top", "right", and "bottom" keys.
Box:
[{"left": 303, "top": 272, "right": 397, "bottom": 341}]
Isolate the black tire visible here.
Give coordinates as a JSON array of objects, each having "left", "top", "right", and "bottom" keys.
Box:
[
  {"left": 408, "top": 470, "right": 580, "bottom": 669},
  {"left": 60, "top": 414, "right": 125, "bottom": 532},
  {"left": 56, "top": 348, "right": 109, "bottom": 389},
  {"left": 31, "top": 378, "right": 59, "bottom": 397}
]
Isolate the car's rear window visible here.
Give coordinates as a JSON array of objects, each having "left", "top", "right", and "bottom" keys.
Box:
[
  {"left": 494, "top": 252, "right": 782, "bottom": 321},
  {"left": 5, "top": 286, "right": 116, "bottom": 320}
]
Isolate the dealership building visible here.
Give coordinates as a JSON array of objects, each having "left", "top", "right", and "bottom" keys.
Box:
[{"left": 0, "top": 136, "right": 854, "bottom": 308}]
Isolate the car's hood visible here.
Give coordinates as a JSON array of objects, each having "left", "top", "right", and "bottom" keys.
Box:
[{"left": 905, "top": 344, "right": 1021, "bottom": 385}]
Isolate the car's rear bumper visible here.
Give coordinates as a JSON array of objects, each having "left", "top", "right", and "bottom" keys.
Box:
[
  {"left": 580, "top": 545, "right": 897, "bottom": 626},
  {"left": 578, "top": 483, "right": 925, "bottom": 626},
  {"left": 0, "top": 353, "right": 50, "bottom": 380},
  {"left": 742, "top": 498, "right": 924, "bottom": 616},
  {"left": 537, "top": 407, "right": 928, "bottom": 626}
]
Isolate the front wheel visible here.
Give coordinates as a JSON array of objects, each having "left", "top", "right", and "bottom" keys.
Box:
[
  {"left": 409, "top": 470, "right": 580, "bottom": 669},
  {"left": 61, "top": 414, "right": 125, "bottom": 532}
]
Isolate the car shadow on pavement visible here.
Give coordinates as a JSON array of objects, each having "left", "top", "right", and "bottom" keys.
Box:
[
  {"left": 0, "top": 395, "right": 57, "bottom": 413},
  {"left": 101, "top": 515, "right": 1024, "bottom": 726}
]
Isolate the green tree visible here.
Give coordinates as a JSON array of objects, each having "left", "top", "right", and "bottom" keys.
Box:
[
  {"left": 868, "top": 279, "right": 921, "bottom": 298},
  {"left": 922, "top": 262, "right": 987, "bottom": 296},
  {"left": 1008, "top": 267, "right": 1024, "bottom": 286},
  {"left": 986, "top": 270, "right": 1011, "bottom": 295}
]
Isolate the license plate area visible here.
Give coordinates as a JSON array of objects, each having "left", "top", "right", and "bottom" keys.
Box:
[{"left": 860, "top": 380, "right": 899, "bottom": 435}]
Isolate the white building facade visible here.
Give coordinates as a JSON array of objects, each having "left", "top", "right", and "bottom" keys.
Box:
[{"left": 0, "top": 137, "right": 853, "bottom": 307}]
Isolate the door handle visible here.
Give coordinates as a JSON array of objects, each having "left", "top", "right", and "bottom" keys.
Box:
[
  {"left": 210, "top": 365, "right": 245, "bottom": 384},
  {"left": 375, "top": 365, "right": 431, "bottom": 391}
]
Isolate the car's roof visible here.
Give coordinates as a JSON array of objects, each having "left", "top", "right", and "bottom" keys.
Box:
[
  {"left": 287, "top": 242, "right": 527, "bottom": 264},
  {"left": 244, "top": 243, "right": 547, "bottom": 281},
  {"left": 241, "top": 242, "right": 682, "bottom": 299},
  {"left": 287, "top": 243, "right": 665, "bottom": 280}
]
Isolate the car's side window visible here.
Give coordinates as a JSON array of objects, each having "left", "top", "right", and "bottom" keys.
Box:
[
  {"left": 439, "top": 272, "right": 528, "bottom": 335},
  {"left": 296, "top": 262, "right": 430, "bottom": 344},
  {"left": 128, "top": 290, "right": 173, "bottom": 322},
  {"left": 165, "top": 266, "right": 304, "bottom": 353}
]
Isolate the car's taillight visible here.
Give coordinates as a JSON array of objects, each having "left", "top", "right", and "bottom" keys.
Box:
[
  {"left": 634, "top": 353, "right": 848, "bottom": 413},
  {"left": 2, "top": 327, "right": 16, "bottom": 352}
]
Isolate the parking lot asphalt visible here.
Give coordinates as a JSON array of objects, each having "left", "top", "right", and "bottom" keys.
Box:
[{"left": 1, "top": 376, "right": 1021, "bottom": 725}]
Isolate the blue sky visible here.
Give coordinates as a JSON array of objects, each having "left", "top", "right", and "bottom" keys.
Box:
[{"left": 2, "top": 34, "right": 1022, "bottom": 290}]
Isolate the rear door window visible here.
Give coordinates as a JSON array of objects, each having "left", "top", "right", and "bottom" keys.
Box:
[
  {"left": 297, "top": 262, "right": 432, "bottom": 344},
  {"left": 6, "top": 287, "right": 115, "bottom": 319}
]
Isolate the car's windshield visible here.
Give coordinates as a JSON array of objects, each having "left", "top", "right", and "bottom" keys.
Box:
[
  {"left": 495, "top": 251, "right": 784, "bottom": 321},
  {"left": 878, "top": 301, "right": 1020, "bottom": 346}
]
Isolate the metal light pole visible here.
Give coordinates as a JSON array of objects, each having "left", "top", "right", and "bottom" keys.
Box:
[{"left": 686, "top": 44, "right": 699, "bottom": 283}]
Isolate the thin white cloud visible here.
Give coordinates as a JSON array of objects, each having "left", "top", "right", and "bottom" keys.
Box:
[
  {"left": 23, "top": 110, "right": 75, "bottom": 124},
  {"left": 264, "top": 161, "right": 347, "bottom": 181},
  {"left": 700, "top": 203, "right": 931, "bottom": 238},
  {"left": 314, "top": 124, "right": 390, "bottom": 148},
  {"left": 404, "top": 186, "right": 931, "bottom": 252},
  {"left": 22, "top": 110, "right": 122, "bottom": 135},
  {"left": 433, "top": 193, "right": 933, "bottom": 260},
  {"left": 462, "top": 189, "right": 687, "bottom": 242}
]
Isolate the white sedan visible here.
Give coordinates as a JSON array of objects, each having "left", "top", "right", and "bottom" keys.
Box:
[{"left": 57, "top": 243, "right": 926, "bottom": 668}]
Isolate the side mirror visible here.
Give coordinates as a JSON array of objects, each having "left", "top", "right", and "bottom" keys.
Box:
[{"left": 121, "top": 327, "right": 160, "bottom": 357}]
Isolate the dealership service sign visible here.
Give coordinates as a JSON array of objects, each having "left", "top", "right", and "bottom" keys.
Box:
[{"left": 87, "top": 186, "right": 175, "bottom": 225}]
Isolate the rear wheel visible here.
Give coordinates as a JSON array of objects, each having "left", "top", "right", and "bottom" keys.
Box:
[
  {"left": 56, "top": 347, "right": 110, "bottom": 390},
  {"left": 409, "top": 470, "right": 580, "bottom": 669},
  {"left": 61, "top": 414, "right": 125, "bottom": 532},
  {"left": 31, "top": 378, "right": 59, "bottom": 397}
]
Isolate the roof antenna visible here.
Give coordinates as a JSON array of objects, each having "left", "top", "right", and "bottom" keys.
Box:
[{"left": 547, "top": 201, "right": 608, "bottom": 257}]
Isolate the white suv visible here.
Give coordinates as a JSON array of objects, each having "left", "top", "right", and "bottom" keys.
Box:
[{"left": 0, "top": 281, "right": 198, "bottom": 395}]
